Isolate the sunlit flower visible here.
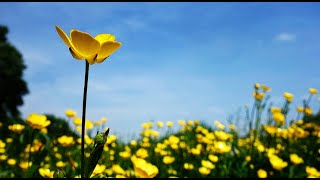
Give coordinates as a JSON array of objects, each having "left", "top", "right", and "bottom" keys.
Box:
[
  {"left": 73, "top": 117, "right": 82, "bottom": 125},
  {"left": 257, "top": 169, "right": 267, "bottom": 178},
  {"left": 178, "top": 120, "right": 185, "bottom": 126},
  {"left": 112, "top": 164, "right": 125, "bottom": 175},
  {"left": 184, "top": 163, "right": 194, "bottom": 170},
  {"left": 7, "top": 158, "right": 16, "bottom": 166},
  {"left": 304, "top": 107, "right": 313, "bottom": 115},
  {"left": 19, "top": 161, "right": 32, "bottom": 170},
  {"left": 283, "top": 92, "right": 294, "bottom": 103},
  {"left": 26, "top": 113, "right": 51, "bottom": 130},
  {"left": 213, "top": 141, "right": 231, "bottom": 154},
  {"left": 254, "top": 83, "right": 260, "bottom": 89},
  {"left": 269, "top": 154, "right": 288, "bottom": 171},
  {"left": 136, "top": 148, "right": 149, "bottom": 159},
  {"left": 309, "top": 88, "right": 318, "bottom": 95},
  {"left": 273, "top": 112, "right": 285, "bottom": 126},
  {"left": 289, "top": 154, "right": 304, "bottom": 165},
  {"left": 201, "top": 160, "right": 215, "bottom": 170},
  {"left": 65, "top": 109, "right": 76, "bottom": 118},
  {"left": 306, "top": 166, "right": 320, "bottom": 178},
  {"left": 157, "top": 121, "right": 163, "bottom": 128},
  {"left": 270, "top": 107, "right": 282, "bottom": 114},
  {"left": 214, "top": 120, "right": 225, "bottom": 130},
  {"left": 57, "top": 135, "right": 74, "bottom": 147},
  {"left": 119, "top": 151, "right": 131, "bottom": 159},
  {"left": 163, "top": 156, "right": 175, "bottom": 165},
  {"left": 131, "top": 155, "right": 158, "bottom": 178},
  {"left": 296, "top": 106, "right": 304, "bottom": 113},
  {"left": 199, "top": 167, "right": 211, "bottom": 176},
  {"left": 8, "top": 124, "right": 25, "bottom": 134},
  {"left": 56, "top": 161, "right": 66, "bottom": 168},
  {"left": 253, "top": 92, "right": 265, "bottom": 101},
  {"left": 261, "top": 84, "right": 271, "bottom": 92},
  {"left": 208, "top": 154, "right": 219, "bottom": 163},
  {"left": 166, "top": 121, "right": 174, "bottom": 127},
  {"left": 55, "top": 25, "right": 122, "bottom": 64},
  {"left": 85, "top": 120, "right": 94, "bottom": 130},
  {"left": 39, "top": 168, "right": 54, "bottom": 178}
]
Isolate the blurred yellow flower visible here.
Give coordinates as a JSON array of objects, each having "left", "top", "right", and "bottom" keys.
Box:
[
  {"left": 229, "top": 124, "right": 236, "bottom": 131},
  {"left": 0, "top": 140, "right": 5, "bottom": 148},
  {"left": 26, "top": 113, "right": 51, "bottom": 130},
  {"left": 73, "top": 117, "right": 82, "bottom": 125},
  {"left": 8, "top": 124, "right": 25, "bottom": 134},
  {"left": 304, "top": 107, "right": 313, "bottom": 115},
  {"left": 112, "top": 164, "right": 125, "bottom": 175},
  {"left": 289, "top": 154, "right": 304, "bottom": 165},
  {"left": 55, "top": 25, "right": 122, "bottom": 64},
  {"left": 0, "top": 154, "right": 7, "bottom": 160},
  {"left": 131, "top": 155, "right": 158, "bottom": 178},
  {"left": 39, "top": 168, "right": 54, "bottom": 178},
  {"left": 306, "top": 166, "right": 320, "bottom": 178},
  {"left": 208, "top": 154, "right": 219, "bottom": 163},
  {"left": 270, "top": 107, "right": 282, "bottom": 114},
  {"left": 199, "top": 167, "right": 211, "bottom": 176},
  {"left": 213, "top": 141, "right": 231, "bottom": 154},
  {"left": 94, "top": 121, "right": 101, "bottom": 126},
  {"left": 273, "top": 112, "right": 285, "bottom": 126},
  {"left": 261, "top": 84, "right": 271, "bottom": 92},
  {"left": 65, "top": 109, "right": 76, "bottom": 118},
  {"left": 245, "top": 155, "right": 251, "bottom": 162},
  {"left": 214, "top": 120, "right": 225, "bottom": 130},
  {"left": 119, "top": 151, "right": 131, "bottom": 159},
  {"left": 254, "top": 83, "right": 260, "bottom": 89},
  {"left": 253, "top": 92, "right": 265, "bottom": 101},
  {"left": 167, "top": 121, "right": 174, "bottom": 127},
  {"left": 56, "top": 161, "right": 66, "bottom": 168},
  {"left": 163, "top": 156, "right": 175, "bottom": 165},
  {"left": 101, "top": 117, "right": 107, "bottom": 123},
  {"left": 184, "top": 163, "right": 194, "bottom": 170},
  {"left": 136, "top": 148, "right": 149, "bottom": 159},
  {"left": 269, "top": 154, "right": 288, "bottom": 170},
  {"left": 85, "top": 120, "right": 94, "bottom": 129},
  {"left": 201, "top": 160, "right": 215, "bottom": 169},
  {"left": 6, "top": 138, "right": 13, "bottom": 143},
  {"left": 57, "top": 135, "right": 74, "bottom": 147},
  {"left": 296, "top": 106, "right": 304, "bottom": 113},
  {"left": 91, "top": 164, "right": 106, "bottom": 177},
  {"left": 257, "top": 169, "right": 267, "bottom": 178},
  {"left": 130, "top": 140, "right": 137, "bottom": 146},
  {"left": 283, "top": 92, "right": 294, "bottom": 103},
  {"left": 168, "top": 135, "right": 180, "bottom": 144},
  {"left": 178, "top": 120, "right": 185, "bottom": 126},
  {"left": 19, "top": 161, "right": 32, "bottom": 170},
  {"left": 309, "top": 88, "right": 318, "bottom": 95},
  {"left": 7, "top": 158, "right": 16, "bottom": 166},
  {"left": 157, "top": 121, "right": 163, "bottom": 128}
]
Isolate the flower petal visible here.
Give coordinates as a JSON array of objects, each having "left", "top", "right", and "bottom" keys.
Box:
[
  {"left": 69, "top": 48, "right": 85, "bottom": 60},
  {"left": 55, "top": 26, "right": 72, "bottom": 47},
  {"left": 70, "top": 30, "right": 100, "bottom": 58},
  {"left": 95, "top": 41, "right": 122, "bottom": 63},
  {"left": 95, "top": 34, "right": 116, "bottom": 44}
]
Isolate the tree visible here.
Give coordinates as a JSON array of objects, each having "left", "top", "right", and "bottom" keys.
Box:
[{"left": 0, "top": 25, "right": 29, "bottom": 120}]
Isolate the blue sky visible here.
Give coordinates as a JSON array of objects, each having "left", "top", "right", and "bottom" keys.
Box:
[{"left": 1, "top": 2, "right": 320, "bottom": 138}]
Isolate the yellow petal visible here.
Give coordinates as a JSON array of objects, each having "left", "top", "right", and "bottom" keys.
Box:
[
  {"left": 95, "top": 34, "right": 116, "bottom": 44},
  {"left": 55, "top": 26, "right": 72, "bottom": 47},
  {"left": 96, "top": 41, "right": 122, "bottom": 63},
  {"left": 69, "top": 48, "right": 85, "bottom": 60},
  {"left": 70, "top": 30, "right": 100, "bottom": 58}
]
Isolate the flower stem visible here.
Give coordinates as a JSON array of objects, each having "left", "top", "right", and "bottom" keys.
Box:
[{"left": 81, "top": 60, "right": 90, "bottom": 178}]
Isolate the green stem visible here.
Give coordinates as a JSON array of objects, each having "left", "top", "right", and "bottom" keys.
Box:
[{"left": 81, "top": 61, "right": 90, "bottom": 178}]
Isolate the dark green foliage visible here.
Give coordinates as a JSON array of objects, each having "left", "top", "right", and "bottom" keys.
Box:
[{"left": 0, "top": 25, "right": 29, "bottom": 120}]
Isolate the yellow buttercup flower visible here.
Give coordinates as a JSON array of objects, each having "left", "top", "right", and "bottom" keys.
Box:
[
  {"left": 254, "top": 83, "right": 260, "bottom": 90},
  {"left": 131, "top": 155, "right": 158, "bottom": 178},
  {"left": 199, "top": 167, "right": 211, "bottom": 176},
  {"left": 283, "top": 92, "right": 294, "bottom": 103},
  {"left": 309, "top": 88, "right": 318, "bottom": 95},
  {"left": 208, "top": 154, "right": 219, "bottom": 163},
  {"left": 73, "top": 117, "right": 82, "bottom": 125},
  {"left": 7, "top": 158, "right": 16, "bottom": 166},
  {"left": 273, "top": 112, "right": 285, "bottom": 126},
  {"left": 201, "top": 160, "right": 215, "bottom": 170},
  {"left": 296, "top": 106, "right": 304, "bottom": 113},
  {"left": 166, "top": 121, "right": 174, "bottom": 127},
  {"left": 65, "top": 109, "right": 76, "bottom": 118},
  {"left": 269, "top": 154, "right": 288, "bottom": 171},
  {"left": 257, "top": 169, "right": 267, "bottom": 178},
  {"left": 19, "top": 161, "right": 32, "bottom": 170},
  {"left": 39, "top": 168, "right": 54, "bottom": 178},
  {"left": 26, "top": 113, "right": 51, "bottom": 130},
  {"left": 184, "top": 163, "right": 194, "bottom": 170},
  {"left": 261, "top": 84, "right": 271, "bottom": 92},
  {"left": 304, "top": 107, "right": 313, "bottom": 115},
  {"left": 57, "top": 135, "right": 74, "bottom": 147},
  {"left": 163, "top": 156, "right": 175, "bottom": 165},
  {"left": 8, "top": 124, "right": 25, "bottom": 134},
  {"left": 55, "top": 25, "right": 122, "bottom": 64},
  {"left": 289, "top": 154, "right": 304, "bottom": 165}
]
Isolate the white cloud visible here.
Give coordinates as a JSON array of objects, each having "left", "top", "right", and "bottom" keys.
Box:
[{"left": 274, "top": 32, "right": 296, "bottom": 42}]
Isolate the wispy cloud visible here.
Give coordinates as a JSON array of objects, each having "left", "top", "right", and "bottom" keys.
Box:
[{"left": 274, "top": 32, "right": 296, "bottom": 42}]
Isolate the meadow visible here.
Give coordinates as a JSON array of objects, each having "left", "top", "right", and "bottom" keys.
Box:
[{"left": 0, "top": 84, "right": 319, "bottom": 178}]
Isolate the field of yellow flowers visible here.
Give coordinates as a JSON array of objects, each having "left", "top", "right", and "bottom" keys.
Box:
[{"left": 0, "top": 84, "right": 319, "bottom": 178}]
